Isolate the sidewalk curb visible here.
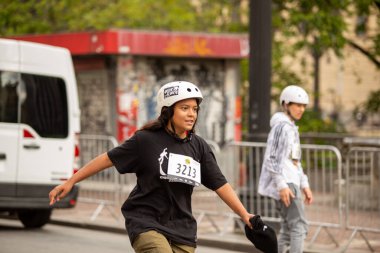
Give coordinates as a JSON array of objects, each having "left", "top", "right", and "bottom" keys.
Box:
[{"left": 49, "top": 219, "right": 127, "bottom": 235}]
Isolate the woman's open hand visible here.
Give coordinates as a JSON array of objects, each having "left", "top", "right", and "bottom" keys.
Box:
[{"left": 49, "top": 181, "right": 74, "bottom": 205}]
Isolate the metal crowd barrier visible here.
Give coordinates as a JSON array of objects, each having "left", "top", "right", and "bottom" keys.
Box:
[
  {"left": 78, "top": 134, "right": 120, "bottom": 221},
  {"left": 76, "top": 135, "right": 380, "bottom": 252},
  {"left": 215, "top": 142, "right": 343, "bottom": 220},
  {"left": 196, "top": 141, "right": 380, "bottom": 252},
  {"left": 343, "top": 146, "right": 380, "bottom": 252},
  {"left": 206, "top": 142, "right": 344, "bottom": 244},
  {"left": 299, "top": 144, "right": 343, "bottom": 249}
]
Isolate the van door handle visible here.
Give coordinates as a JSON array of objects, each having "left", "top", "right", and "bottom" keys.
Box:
[
  {"left": 0, "top": 153, "right": 6, "bottom": 160},
  {"left": 23, "top": 144, "right": 40, "bottom": 150}
]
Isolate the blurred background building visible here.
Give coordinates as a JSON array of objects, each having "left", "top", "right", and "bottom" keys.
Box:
[{"left": 12, "top": 30, "right": 248, "bottom": 144}]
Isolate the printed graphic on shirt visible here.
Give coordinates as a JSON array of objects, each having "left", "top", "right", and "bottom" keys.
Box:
[
  {"left": 164, "top": 86, "right": 179, "bottom": 98},
  {"left": 291, "top": 143, "right": 301, "bottom": 160},
  {"left": 158, "top": 148, "right": 168, "bottom": 176},
  {"left": 158, "top": 148, "right": 201, "bottom": 186}
]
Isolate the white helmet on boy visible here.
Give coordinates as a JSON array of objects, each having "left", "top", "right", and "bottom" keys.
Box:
[
  {"left": 279, "top": 85, "right": 309, "bottom": 105},
  {"left": 157, "top": 81, "right": 203, "bottom": 111}
]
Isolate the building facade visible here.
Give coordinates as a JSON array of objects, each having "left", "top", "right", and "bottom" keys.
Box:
[{"left": 14, "top": 30, "right": 248, "bottom": 144}]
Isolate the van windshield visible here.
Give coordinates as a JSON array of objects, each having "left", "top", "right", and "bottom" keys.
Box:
[{"left": 0, "top": 71, "right": 68, "bottom": 138}]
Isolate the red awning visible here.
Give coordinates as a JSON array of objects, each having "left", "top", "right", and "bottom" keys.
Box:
[{"left": 10, "top": 29, "right": 249, "bottom": 59}]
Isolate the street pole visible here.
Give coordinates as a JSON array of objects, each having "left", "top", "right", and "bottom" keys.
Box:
[{"left": 248, "top": 0, "right": 272, "bottom": 141}]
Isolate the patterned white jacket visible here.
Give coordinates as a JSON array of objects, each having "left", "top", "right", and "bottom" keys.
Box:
[{"left": 258, "top": 112, "right": 310, "bottom": 200}]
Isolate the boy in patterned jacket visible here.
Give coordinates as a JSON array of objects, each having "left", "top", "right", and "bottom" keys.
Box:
[{"left": 258, "top": 85, "right": 313, "bottom": 253}]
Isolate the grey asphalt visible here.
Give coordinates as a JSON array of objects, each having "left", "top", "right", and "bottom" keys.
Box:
[
  {"left": 0, "top": 218, "right": 247, "bottom": 253},
  {"left": 49, "top": 202, "right": 259, "bottom": 253},
  {"left": 48, "top": 202, "right": 380, "bottom": 253}
]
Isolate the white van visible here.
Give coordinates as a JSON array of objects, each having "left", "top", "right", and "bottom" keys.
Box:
[{"left": 0, "top": 38, "right": 81, "bottom": 228}]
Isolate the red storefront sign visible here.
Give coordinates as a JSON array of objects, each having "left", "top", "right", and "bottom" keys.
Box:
[{"left": 11, "top": 29, "right": 248, "bottom": 58}]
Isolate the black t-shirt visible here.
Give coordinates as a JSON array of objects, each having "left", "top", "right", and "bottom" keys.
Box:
[{"left": 107, "top": 128, "right": 227, "bottom": 247}]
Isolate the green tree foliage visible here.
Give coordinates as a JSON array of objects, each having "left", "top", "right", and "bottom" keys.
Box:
[
  {"left": 365, "top": 89, "right": 380, "bottom": 113},
  {"left": 273, "top": 0, "right": 348, "bottom": 56},
  {"left": 0, "top": 0, "right": 200, "bottom": 34},
  {"left": 352, "top": 89, "right": 380, "bottom": 126},
  {"left": 298, "top": 110, "right": 345, "bottom": 133},
  {"left": 1, "top": 0, "right": 377, "bottom": 67},
  {"left": 0, "top": 0, "right": 248, "bottom": 34},
  {"left": 271, "top": 0, "right": 379, "bottom": 106},
  {"left": 270, "top": 0, "right": 379, "bottom": 133}
]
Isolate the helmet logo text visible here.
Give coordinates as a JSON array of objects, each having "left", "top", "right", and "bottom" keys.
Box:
[{"left": 164, "top": 86, "right": 179, "bottom": 99}]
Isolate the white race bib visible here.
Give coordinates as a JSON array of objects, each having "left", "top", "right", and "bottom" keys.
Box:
[
  {"left": 291, "top": 143, "right": 301, "bottom": 160},
  {"left": 167, "top": 153, "right": 201, "bottom": 186}
]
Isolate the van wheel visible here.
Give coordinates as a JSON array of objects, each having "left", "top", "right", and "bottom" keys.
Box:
[{"left": 18, "top": 209, "right": 52, "bottom": 228}]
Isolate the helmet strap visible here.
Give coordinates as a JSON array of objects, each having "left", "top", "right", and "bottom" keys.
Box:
[{"left": 166, "top": 119, "right": 193, "bottom": 143}]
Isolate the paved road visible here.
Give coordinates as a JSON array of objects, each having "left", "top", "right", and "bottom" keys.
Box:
[{"left": 0, "top": 218, "right": 245, "bottom": 253}]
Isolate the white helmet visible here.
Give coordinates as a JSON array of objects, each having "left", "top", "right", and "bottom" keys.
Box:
[
  {"left": 157, "top": 81, "right": 203, "bottom": 111},
  {"left": 279, "top": 85, "right": 309, "bottom": 105}
]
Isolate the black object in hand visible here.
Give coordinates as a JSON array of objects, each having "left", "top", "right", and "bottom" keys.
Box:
[{"left": 244, "top": 215, "right": 278, "bottom": 253}]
